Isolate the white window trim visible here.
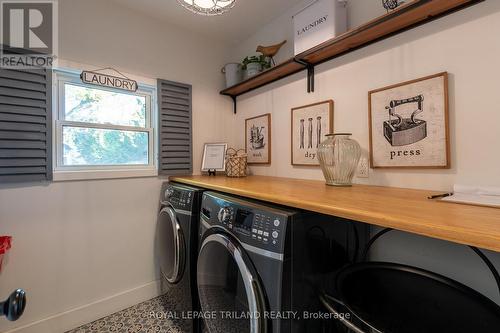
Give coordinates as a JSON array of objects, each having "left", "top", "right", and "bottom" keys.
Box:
[{"left": 52, "top": 68, "right": 158, "bottom": 181}]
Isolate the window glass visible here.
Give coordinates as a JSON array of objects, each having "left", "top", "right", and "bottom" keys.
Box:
[
  {"left": 62, "top": 126, "right": 149, "bottom": 166},
  {"left": 64, "top": 83, "right": 147, "bottom": 128}
]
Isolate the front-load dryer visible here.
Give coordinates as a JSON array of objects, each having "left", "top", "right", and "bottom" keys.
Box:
[
  {"left": 196, "top": 191, "right": 365, "bottom": 333},
  {"left": 197, "top": 192, "right": 302, "bottom": 333},
  {"left": 157, "top": 182, "right": 204, "bottom": 333}
]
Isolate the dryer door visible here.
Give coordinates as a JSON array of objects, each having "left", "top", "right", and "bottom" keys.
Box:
[
  {"left": 157, "top": 206, "right": 185, "bottom": 284},
  {"left": 197, "top": 232, "right": 268, "bottom": 333}
]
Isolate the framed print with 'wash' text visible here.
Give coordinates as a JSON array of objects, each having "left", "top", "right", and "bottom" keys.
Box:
[{"left": 245, "top": 114, "right": 271, "bottom": 164}]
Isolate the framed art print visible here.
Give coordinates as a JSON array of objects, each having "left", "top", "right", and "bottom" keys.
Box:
[
  {"left": 201, "top": 143, "right": 227, "bottom": 172},
  {"left": 291, "top": 100, "right": 334, "bottom": 166},
  {"left": 245, "top": 113, "right": 271, "bottom": 164},
  {"left": 369, "top": 72, "right": 450, "bottom": 169}
]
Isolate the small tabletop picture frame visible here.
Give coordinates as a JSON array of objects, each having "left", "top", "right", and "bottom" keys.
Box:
[
  {"left": 201, "top": 143, "right": 227, "bottom": 173},
  {"left": 368, "top": 72, "right": 450, "bottom": 169},
  {"left": 245, "top": 113, "right": 271, "bottom": 164},
  {"left": 291, "top": 100, "right": 334, "bottom": 166}
]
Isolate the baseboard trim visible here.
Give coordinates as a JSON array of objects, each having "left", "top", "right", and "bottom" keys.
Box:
[{"left": 4, "top": 280, "right": 161, "bottom": 333}]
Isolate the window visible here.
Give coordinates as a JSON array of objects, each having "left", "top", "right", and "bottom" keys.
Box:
[{"left": 54, "top": 71, "right": 156, "bottom": 180}]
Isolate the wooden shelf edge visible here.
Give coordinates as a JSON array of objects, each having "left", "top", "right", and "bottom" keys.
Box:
[{"left": 219, "top": 0, "right": 482, "bottom": 100}]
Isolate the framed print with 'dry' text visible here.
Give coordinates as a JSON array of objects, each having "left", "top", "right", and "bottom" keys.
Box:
[
  {"left": 291, "top": 100, "right": 334, "bottom": 166},
  {"left": 369, "top": 72, "right": 450, "bottom": 169}
]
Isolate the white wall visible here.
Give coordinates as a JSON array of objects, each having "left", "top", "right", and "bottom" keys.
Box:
[
  {"left": 0, "top": 0, "right": 231, "bottom": 332},
  {"left": 226, "top": 0, "right": 500, "bottom": 305},
  {"left": 227, "top": 0, "right": 500, "bottom": 191},
  {"left": 2, "top": 1, "right": 500, "bottom": 332},
  {"left": 0, "top": 178, "right": 163, "bottom": 333}
]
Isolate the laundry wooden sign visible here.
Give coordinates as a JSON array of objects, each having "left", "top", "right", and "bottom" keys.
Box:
[{"left": 80, "top": 71, "right": 138, "bottom": 92}]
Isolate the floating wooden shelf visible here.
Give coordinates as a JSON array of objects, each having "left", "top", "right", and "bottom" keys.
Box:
[{"left": 220, "top": 0, "right": 482, "bottom": 113}]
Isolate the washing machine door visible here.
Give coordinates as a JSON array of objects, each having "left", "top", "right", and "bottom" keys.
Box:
[
  {"left": 197, "top": 232, "right": 268, "bottom": 333},
  {"left": 157, "top": 206, "right": 185, "bottom": 284}
]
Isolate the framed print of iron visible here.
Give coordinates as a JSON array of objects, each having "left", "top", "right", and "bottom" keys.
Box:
[
  {"left": 368, "top": 72, "right": 450, "bottom": 169},
  {"left": 291, "top": 100, "right": 334, "bottom": 166},
  {"left": 245, "top": 113, "right": 271, "bottom": 165}
]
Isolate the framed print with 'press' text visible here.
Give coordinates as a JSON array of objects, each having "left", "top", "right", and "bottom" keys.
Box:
[{"left": 369, "top": 72, "right": 450, "bottom": 169}]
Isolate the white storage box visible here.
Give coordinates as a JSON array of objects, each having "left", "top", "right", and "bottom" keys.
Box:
[{"left": 293, "top": 0, "right": 347, "bottom": 55}]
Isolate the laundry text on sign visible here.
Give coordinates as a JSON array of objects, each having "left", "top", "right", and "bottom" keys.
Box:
[{"left": 80, "top": 71, "right": 138, "bottom": 92}]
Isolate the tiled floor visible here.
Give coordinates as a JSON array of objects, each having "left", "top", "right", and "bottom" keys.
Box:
[{"left": 65, "top": 294, "right": 187, "bottom": 333}]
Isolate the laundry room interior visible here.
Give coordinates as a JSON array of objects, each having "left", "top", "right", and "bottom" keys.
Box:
[{"left": 1, "top": 0, "right": 500, "bottom": 332}]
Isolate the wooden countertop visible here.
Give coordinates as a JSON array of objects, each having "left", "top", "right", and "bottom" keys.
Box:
[{"left": 170, "top": 175, "right": 500, "bottom": 253}]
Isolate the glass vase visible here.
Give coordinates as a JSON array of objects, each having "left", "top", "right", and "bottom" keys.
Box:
[{"left": 317, "top": 133, "right": 361, "bottom": 186}]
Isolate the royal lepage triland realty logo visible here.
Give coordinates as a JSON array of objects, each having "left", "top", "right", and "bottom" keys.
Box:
[{"left": 1, "top": 0, "right": 57, "bottom": 68}]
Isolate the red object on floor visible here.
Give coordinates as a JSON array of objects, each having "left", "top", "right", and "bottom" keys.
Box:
[{"left": 0, "top": 236, "right": 12, "bottom": 272}]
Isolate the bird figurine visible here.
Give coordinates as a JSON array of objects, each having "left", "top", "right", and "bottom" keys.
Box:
[{"left": 256, "top": 40, "right": 287, "bottom": 66}]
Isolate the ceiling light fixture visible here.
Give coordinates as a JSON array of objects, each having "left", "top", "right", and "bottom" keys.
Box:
[{"left": 177, "top": 0, "right": 236, "bottom": 16}]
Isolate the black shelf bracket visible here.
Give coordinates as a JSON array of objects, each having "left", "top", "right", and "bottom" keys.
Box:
[
  {"left": 231, "top": 95, "right": 237, "bottom": 114},
  {"left": 293, "top": 58, "right": 315, "bottom": 93}
]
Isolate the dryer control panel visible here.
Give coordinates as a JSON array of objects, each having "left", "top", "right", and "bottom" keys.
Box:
[{"left": 200, "top": 192, "right": 297, "bottom": 254}]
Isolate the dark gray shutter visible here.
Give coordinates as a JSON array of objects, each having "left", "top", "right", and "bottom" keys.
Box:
[
  {"left": 0, "top": 68, "right": 52, "bottom": 183},
  {"left": 157, "top": 79, "right": 192, "bottom": 175}
]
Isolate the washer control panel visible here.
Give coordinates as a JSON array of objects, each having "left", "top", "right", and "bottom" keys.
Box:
[
  {"left": 200, "top": 192, "right": 295, "bottom": 253},
  {"left": 162, "top": 184, "right": 193, "bottom": 211}
]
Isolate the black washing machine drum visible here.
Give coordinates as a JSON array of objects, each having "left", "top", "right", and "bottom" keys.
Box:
[
  {"left": 320, "top": 228, "right": 500, "bottom": 333},
  {"left": 157, "top": 205, "right": 185, "bottom": 284},
  {"left": 197, "top": 230, "right": 268, "bottom": 333}
]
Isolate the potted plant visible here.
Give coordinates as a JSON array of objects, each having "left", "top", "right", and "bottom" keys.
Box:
[{"left": 242, "top": 55, "right": 271, "bottom": 79}]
